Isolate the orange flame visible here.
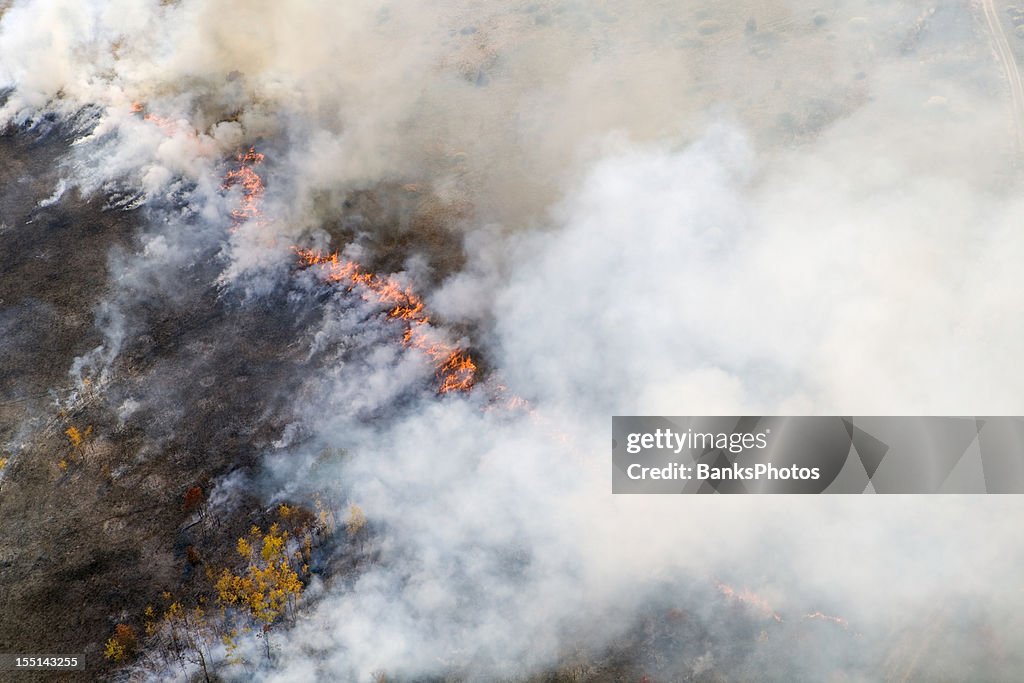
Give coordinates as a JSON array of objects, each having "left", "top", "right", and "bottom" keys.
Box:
[
  {"left": 804, "top": 611, "right": 849, "bottom": 628},
  {"left": 294, "top": 248, "right": 477, "bottom": 393},
  {"left": 223, "top": 147, "right": 265, "bottom": 225},
  {"left": 130, "top": 102, "right": 180, "bottom": 135},
  {"left": 715, "top": 581, "right": 783, "bottom": 622},
  {"left": 485, "top": 384, "right": 533, "bottom": 413},
  {"left": 437, "top": 351, "right": 477, "bottom": 394},
  {"left": 218, "top": 149, "right": 477, "bottom": 395}
]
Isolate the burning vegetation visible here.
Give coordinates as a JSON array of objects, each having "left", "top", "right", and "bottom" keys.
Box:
[
  {"left": 4, "top": 2, "right": 1024, "bottom": 680},
  {"left": 222, "top": 147, "right": 266, "bottom": 226},
  {"left": 293, "top": 247, "right": 477, "bottom": 394},
  {"left": 216, "top": 139, "right": 478, "bottom": 395}
]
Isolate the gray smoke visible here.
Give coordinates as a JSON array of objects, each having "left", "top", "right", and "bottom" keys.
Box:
[{"left": 2, "top": 0, "right": 1023, "bottom": 680}]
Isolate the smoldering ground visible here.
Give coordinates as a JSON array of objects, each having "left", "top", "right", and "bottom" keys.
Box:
[{"left": 1, "top": 0, "right": 1023, "bottom": 681}]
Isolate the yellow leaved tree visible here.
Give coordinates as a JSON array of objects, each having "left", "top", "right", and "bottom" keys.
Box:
[
  {"left": 65, "top": 425, "right": 92, "bottom": 452},
  {"left": 61, "top": 425, "right": 93, "bottom": 473},
  {"left": 215, "top": 524, "right": 303, "bottom": 660},
  {"left": 103, "top": 623, "right": 137, "bottom": 663}
]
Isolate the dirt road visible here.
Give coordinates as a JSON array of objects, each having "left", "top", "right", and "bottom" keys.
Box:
[{"left": 981, "top": 0, "right": 1024, "bottom": 152}]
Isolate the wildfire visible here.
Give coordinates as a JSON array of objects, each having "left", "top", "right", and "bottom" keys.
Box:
[
  {"left": 437, "top": 351, "right": 477, "bottom": 394},
  {"left": 130, "top": 114, "right": 474, "bottom": 393},
  {"left": 222, "top": 147, "right": 265, "bottom": 225},
  {"left": 713, "top": 582, "right": 853, "bottom": 631},
  {"left": 214, "top": 145, "right": 476, "bottom": 394},
  {"left": 715, "top": 581, "right": 783, "bottom": 622},
  {"left": 803, "top": 611, "right": 849, "bottom": 628},
  {"left": 488, "top": 384, "right": 533, "bottom": 412},
  {"left": 130, "top": 101, "right": 180, "bottom": 136},
  {"left": 294, "top": 248, "right": 477, "bottom": 393}
]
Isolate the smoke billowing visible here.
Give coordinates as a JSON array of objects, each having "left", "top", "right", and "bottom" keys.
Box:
[{"left": 2, "top": 0, "right": 1024, "bottom": 680}]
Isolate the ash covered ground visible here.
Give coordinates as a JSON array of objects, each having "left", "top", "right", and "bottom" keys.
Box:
[{"left": 1, "top": 1, "right": 1024, "bottom": 681}]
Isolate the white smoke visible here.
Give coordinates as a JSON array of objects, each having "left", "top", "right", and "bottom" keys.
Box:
[{"left": 251, "top": 122, "right": 1024, "bottom": 679}]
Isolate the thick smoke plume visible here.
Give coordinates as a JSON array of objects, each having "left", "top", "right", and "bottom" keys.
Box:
[{"left": 2, "top": 0, "right": 1024, "bottom": 680}]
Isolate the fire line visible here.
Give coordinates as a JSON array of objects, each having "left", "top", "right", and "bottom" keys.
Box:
[
  {"left": 292, "top": 247, "right": 477, "bottom": 394},
  {"left": 217, "top": 144, "right": 476, "bottom": 394}
]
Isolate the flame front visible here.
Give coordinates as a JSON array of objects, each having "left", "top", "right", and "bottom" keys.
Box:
[
  {"left": 132, "top": 104, "right": 265, "bottom": 228},
  {"left": 213, "top": 144, "right": 476, "bottom": 394},
  {"left": 803, "top": 611, "right": 849, "bottom": 628},
  {"left": 131, "top": 101, "right": 180, "bottom": 136},
  {"left": 294, "top": 248, "right": 477, "bottom": 393},
  {"left": 715, "top": 581, "right": 783, "bottom": 622},
  {"left": 223, "top": 147, "right": 265, "bottom": 225}
]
